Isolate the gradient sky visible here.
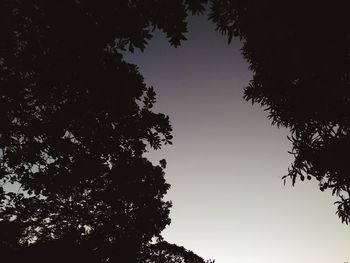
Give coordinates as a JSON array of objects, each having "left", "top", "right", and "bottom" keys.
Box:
[{"left": 123, "top": 15, "right": 350, "bottom": 263}]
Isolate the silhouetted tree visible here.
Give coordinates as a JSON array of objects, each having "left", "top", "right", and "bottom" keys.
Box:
[
  {"left": 209, "top": 1, "right": 350, "bottom": 223},
  {"left": 142, "top": 241, "right": 215, "bottom": 263},
  {"left": 0, "top": 0, "right": 210, "bottom": 261}
]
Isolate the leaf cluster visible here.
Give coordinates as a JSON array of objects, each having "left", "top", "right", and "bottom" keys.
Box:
[
  {"left": 0, "top": 0, "right": 209, "bottom": 261},
  {"left": 209, "top": 0, "right": 350, "bottom": 223}
]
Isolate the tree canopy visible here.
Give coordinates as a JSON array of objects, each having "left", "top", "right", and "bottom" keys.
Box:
[
  {"left": 4, "top": 0, "right": 349, "bottom": 261},
  {"left": 208, "top": 0, "right": 350, "bottom": 223},
  {"left": 0, "top": 0, "right": 211, "bottom": 262}
]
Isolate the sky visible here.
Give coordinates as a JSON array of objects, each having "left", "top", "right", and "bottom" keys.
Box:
[{"left": 123, "top": 15, "right": 350, "bottom": 263}]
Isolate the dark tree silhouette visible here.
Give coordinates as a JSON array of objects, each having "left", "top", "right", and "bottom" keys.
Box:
[
  {"left": 142, "top": 241, "right": 215, "bottom": 263},
  {"left": 208, "top": 1, "right": 350, "bottom": 223},
  {"left": 0, "top": 0, "right": 210, "bottom": 262},
  {"left": 0, "top": 234, "right": 213, "bottom": 263}
]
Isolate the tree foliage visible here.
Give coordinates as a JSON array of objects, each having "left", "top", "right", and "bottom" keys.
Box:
[
  {"left": 0, "top": 231, "right": 213, "bottom": 263},
  {"left": 142, "top": 241, "right": 215, "bottom": 263},
  {"left": 0, "top": 0, "right": 210, "bottom": 261},
  {"left": 209, "top": 0, "right": 350, "bottom": 223}
]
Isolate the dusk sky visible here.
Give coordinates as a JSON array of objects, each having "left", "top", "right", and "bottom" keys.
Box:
[{"left": 124, "top": 15, "right": 350, "bottom": 263}]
